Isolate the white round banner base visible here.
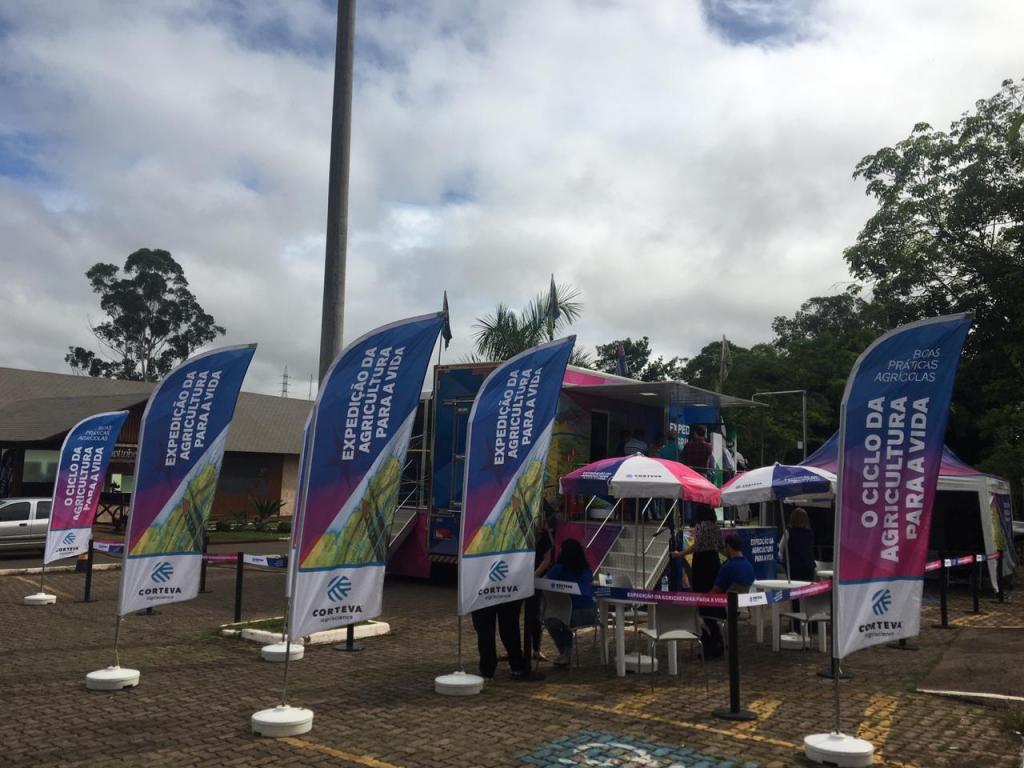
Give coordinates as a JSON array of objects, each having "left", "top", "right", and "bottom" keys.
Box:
[
  {"left": 780, "top": 632, "right": 805, "bottom": 651},
  {"left": 435, "top": 671, "right": 485, "bottom": 696},
  {"left": 24, "top": 592, "right": 57, "bottom": 606},
  {"left": 251, "top": 705, "right": 314, "bottom": 737},
  {"left": 85, "top": 666, "right": 140, "bottom": 691},
  {"left": 622, "top": 653, "right": 659, "bottom": 674},
  {"left": 804, "top": 733, "right": 874, "bottom": 767},
  {"left": 261, "top": 642, "right": 304, "bottom": 662}
]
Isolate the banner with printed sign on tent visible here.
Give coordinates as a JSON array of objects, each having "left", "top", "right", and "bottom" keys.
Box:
[
  {"left": 43, "top": 410, "right": 129, "bottom": 564},
  {"left": 458, "top": 336, "right": 575, "bottom": 616},
  {"left": 118, "top": 345, "right": 256, "bottom": 615},
  {"left": 834, "top": 314, "right": 971, "bottom": 657},
  {"left": 288, "top": 313, "right": 445, "bottom": 640}
]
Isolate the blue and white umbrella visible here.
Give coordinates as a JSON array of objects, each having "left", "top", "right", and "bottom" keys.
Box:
[{"left": 720, "top": 463, "right": 836, "bottom": 507}]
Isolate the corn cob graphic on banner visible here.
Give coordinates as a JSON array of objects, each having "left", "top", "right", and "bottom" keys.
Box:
[
  {"left": 458, "top": 336, "right": 575, "bottom": 615},
  {"left": 464, "top": 459, "right": 544, "bottom": 556},
  {"left": 301, "top": 455, "right": 403, "bottom": 568}
]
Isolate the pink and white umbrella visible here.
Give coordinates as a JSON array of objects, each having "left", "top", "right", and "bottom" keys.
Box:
[{"left": 559, "top": 453, "right": 721, "bottom": 505}]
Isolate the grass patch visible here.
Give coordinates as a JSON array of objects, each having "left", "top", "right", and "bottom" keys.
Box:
[
  {"left": 223, "top": 617, "right": 286, "bottom": 633},
  {"left": 1000, "top": 706, "right": 1024, "bottom": 735},
  {"left": 207, "top": 530, "right": 289, "bottom": 544}
]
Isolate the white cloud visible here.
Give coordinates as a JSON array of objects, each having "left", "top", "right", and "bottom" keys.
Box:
[{"left": 0, "top": 0, "right": 1021, "bottom": 393}]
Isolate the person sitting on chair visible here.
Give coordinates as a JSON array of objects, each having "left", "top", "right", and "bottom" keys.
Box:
[{"left": 544, "top": 538, "right": 596, "bottom": 666}]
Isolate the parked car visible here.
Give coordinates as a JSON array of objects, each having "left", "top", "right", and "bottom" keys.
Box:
[{"left": 0, "top": 498, "right": 52, "bottom": 551}]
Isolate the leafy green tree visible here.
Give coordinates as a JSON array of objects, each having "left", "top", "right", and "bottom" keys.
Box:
[
  {"left": 472, "top": 282, "right": 591, "bottom": 366},
  {"left": 66, "top": 249, "right": 225, "bottom": 381},
  {"left": 845, "top": 77, "right": 1024, "bottom": 497},
  {"left": 593, "top": 336, "right": 686, "bottom": 381}
]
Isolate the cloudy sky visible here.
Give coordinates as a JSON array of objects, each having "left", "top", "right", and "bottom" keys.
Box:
[{"left": 2, "top": 0, "right": 1021, "bottom": 396}]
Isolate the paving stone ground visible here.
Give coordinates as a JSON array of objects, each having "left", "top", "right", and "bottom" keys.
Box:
[{"left": 1, "top": 564, "right": 1022, "bottom": 768}]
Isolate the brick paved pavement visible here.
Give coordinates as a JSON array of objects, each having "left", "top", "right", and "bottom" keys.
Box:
[{"left": 1, "top": 566, "right": 1021, "bottom": 768}]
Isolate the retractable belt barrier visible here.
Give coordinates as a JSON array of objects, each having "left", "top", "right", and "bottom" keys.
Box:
[
  {"left": 591, "top": 580, "right": 833, "bottom": 609},
  {"left": 90, "top": 541, "right": 288, "bottom": 569},
  {"left": 200, "top": 553, "right": 288, "bottom": 568}
]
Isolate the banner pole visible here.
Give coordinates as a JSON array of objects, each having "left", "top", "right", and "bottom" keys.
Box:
[
  {"left": 112, "top": 613, "right": 123, "bottom": 668},
  {"left": 458, "top": 614, "right": 463, "bottom": 672},
  {"left": 281, "top": 629, "right": 293, "bottom": 706},
  {"left": 38, "top": 560, "right": 47, "bottom": 596},
  {"left": 832, "top": 655, "right": 840, "bottom": 734}
]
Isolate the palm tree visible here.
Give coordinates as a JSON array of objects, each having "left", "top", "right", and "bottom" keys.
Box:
[{"left": 472, "top": 282, "right": 592, "bottom": 366}]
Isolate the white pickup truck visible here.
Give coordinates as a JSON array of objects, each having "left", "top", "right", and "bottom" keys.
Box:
[{"left": 0, "top": 498, "right": 52, "bottom": 551}]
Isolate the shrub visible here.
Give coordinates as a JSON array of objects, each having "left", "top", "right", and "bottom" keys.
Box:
[{"left": 276, "top": 519, "right": 292, "bottom": 534}]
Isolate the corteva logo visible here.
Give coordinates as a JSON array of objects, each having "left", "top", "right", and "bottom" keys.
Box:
[
  {"left": 871, "top": 588, "right": 893, "bottom": 616},
  {"left": 479, "top": 559, "right": 518, "bottom": 597},
  {"left": 488, "top": 559, "right": 509, "bottom": 582},
  {"left": 327, "top": 575, "right": 352, "bottom": 602},
  {"left": 61, "top": 531, "right": 77, "bottom": 547},
  {"left": 313, "top": 574, "right": 362, "bottom": 618},
  {"left": 151, "top": 561, "right": 174, "bottom": 583},
  {"left": 138, "top": 560, "right": 182, "bottom": 597}
]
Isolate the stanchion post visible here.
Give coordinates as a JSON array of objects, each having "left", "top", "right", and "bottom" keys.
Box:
[
  {"left": 971, "top": 558, "right": 981, "bottom": 614},
  {"left": 932, "top": 560, "right": 952, "bottom": 629},
  {"left": 335, "top": 622, "right": 364, "bottom": 652},
  {"left": 199, "top": 533, "right": 211, "bottom": 594},
  {"left": 712, "top": 591, "right": 756, "bottom": 721},
  {"left": 233, "top": 551, "right": 244, "bottom": 623},
  {"left": 81, "top": 538, "right": 95, "bottom": 603}
]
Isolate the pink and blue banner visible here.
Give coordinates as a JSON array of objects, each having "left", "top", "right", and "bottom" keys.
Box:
[
  {"left": 118, "top": 344, "right": 256, "bottom": 615},
  {"left": 43, "top": 410, "right": 129, "bottom": 564},
  {"left": 288, "top": 313, "right": 445, "bottom": 639},
  {"left": 458, "top": 337, "right": 575, "bottom": 615},
  {"left": 834, "top": 314, "right": 971, "bottom": 657}
]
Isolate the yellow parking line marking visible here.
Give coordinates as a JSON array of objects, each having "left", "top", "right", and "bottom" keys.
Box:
[
  {"left": 735, "top": 697, "right": 782, "bottom": 732},
  {"left": 280, "top": 736, "right": 404, "bottom": 768},
  {"left": 15, "top": 575, "right": 74, "bottom": 599},
  {"left": 858, "top": 694, "right": 898, "bottom": 747},
  {"left": 611, "top": 686, "right": 675, "bottom": 714}
]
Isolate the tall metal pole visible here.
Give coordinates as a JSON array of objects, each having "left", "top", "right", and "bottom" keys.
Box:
[
  {"left": 318, "top": 0, "right": 357, "bottom": 380},
  {"left": 801, "top": 391, "right": 808, "bottom": 461}
]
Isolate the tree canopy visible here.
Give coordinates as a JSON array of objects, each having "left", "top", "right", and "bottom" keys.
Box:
[
  {"left": 471, "top": 282, "right": 591, "bottom": 366},
  {"left": 845, "top": 77, "right": 1024, "bottom": 484},
  {"left": 593, "top": 336, "right": 686, "bottom": 381},
  {"left": 66, "top": 248, "right": 225, "bottom": 381}
]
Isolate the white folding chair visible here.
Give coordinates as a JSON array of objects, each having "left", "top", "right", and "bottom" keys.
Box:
[
  {"left": 779, "top": 592, "right": 831, "bottom": 652},
  {"left": 639, "top": 604, "right": 706, "bottom": 690},
  {"left": 543, "top": 592, "right": 597, "bottom": 667}
]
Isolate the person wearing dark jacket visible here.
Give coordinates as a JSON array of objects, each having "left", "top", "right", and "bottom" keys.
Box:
[
  {"left": 786, "top": 507, "right": 816, "bottom": 582},
  {"left": 786, "top": 507, "right": 816, "bottom": 632}
]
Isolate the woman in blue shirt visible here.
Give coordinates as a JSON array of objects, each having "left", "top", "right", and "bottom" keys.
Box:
[{"left": 544, "top": 538, "right": 595, "bottom": 666}]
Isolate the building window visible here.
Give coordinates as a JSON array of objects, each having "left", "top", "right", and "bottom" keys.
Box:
[{"left": 23, "top": 450, "right": 59, "bottom": 483}]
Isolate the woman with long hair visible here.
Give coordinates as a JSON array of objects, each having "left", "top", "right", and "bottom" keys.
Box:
[
  {"left": 544, "top": 538, "right": 595, "bottom": 666},
  {"left": 786, "top": 507, "right": 816, "bottom": 632},
  {"left": 676, "top": 504, "right": 725, "bottom": 657}
]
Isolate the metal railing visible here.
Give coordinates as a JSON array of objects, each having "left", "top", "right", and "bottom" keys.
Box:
[
  {"left": 644, "top": 501, "right": 678, "bottom": 555},
  {"left": 585, "top": 498, "right": 621, "bottom": 549}
]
